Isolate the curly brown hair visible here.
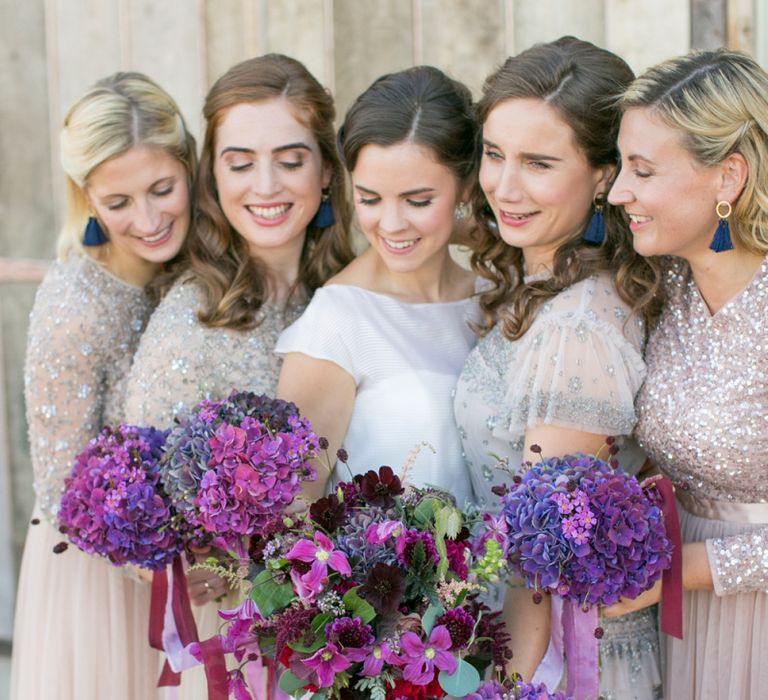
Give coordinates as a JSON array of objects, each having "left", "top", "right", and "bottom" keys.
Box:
[
  {"left": 472, "top": 36, "right": 661, "bottom": 340},
  {"left": 187, "top": 54, "right": 353, "bottom": 330}
]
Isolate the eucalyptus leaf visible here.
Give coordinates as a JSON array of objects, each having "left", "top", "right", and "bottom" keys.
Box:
[
  {"left": 278, "top": 669, "right": 307, "bottom": 695},
  {"left": 438, "top": 658, "right": 481, "bottom": 696},
  {"left": 421, "top": 602, "right": 445, "bottom": 634},
  {"left": 250, "top": 569, "right": 293, "bottom": 617}
]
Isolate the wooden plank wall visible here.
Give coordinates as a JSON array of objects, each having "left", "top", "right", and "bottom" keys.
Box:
[{"left": 0, "top": 0, "right": 763, "bottom": 645}]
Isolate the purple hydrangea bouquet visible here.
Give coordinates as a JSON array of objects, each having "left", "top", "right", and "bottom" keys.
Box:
[
  {"left": 57, "top": 424, "right": 183, "bottom": 570},
  {"left": 466, "top": 679, "right": 574, "bottom": 700},
  {"left": 213, "top": 463, "right": 511, "bottom": 700},
  {"left": 480, "top": 444, "right": 676, "bottom": 699},
  {"left": 160, "top": 390, "right": 319, "bottom": 555}
]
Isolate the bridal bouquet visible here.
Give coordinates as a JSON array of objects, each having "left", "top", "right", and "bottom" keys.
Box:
[
  {"left": 57, "top": 424, "right": 183, "bottom": 569},
  {"left": 160, "top": 390, "right": 319, "bottom": 554},
  {"left": 467, "top": 680, "right": 573, "bottom": 700},
  {"left": 216, "top": 464, "right": 511, "bottom": 700}
]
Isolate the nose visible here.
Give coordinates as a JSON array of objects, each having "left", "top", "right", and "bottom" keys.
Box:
[
  {"left": 608, "top": 168, "right": 633, "bottom": 207},
  {"left": 133, "top": 199, "right": 162, "bottom": 234},
  {"left": 251, "top": 162, "right": 280, "bottom": 197},
  {"left": 493, "top": 162, "right": 524, "bottom": 203},
  {"left": 379, "top": 202, "right": 406, "bottom": 234}
]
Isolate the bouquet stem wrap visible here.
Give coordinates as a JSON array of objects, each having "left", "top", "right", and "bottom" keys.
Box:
[
  {"left": 562, "top": 603, "right": 599, "bottom": 700},
  {"left": 149, "top": 557, "right": 228, "bottom": 699}
]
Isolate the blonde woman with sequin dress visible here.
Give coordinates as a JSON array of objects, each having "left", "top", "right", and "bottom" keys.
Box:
[
  {"left": 10, "top": 73, "right": 196, "bottom": 700},
  {"left": 604, "top": 50, "right": 768, "bottom": 699},
  {"left": 452, "top": 38, "right": 664, "bottom": 697},
  {"left": 123, "top": 54, "right": 353, "bottom": 699}
]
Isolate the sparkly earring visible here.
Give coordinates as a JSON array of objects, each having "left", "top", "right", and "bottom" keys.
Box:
[
  {"left": 710, "top": 200, "right": 734, "bottom": 252},
  {"left": 311, "top": 189, "right": 336, "bottom": 228},
  {"left": 583, "top": 195, "right": 605, "bottom": 245},
  {"left": 82, "top": 217, "right": 108, "bottom": 246},
  {"left": 454, "top": 202, "right": 468, "bottom": 221}
]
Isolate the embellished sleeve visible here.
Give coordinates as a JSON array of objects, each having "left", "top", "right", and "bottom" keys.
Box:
[
  {"left": 275, "top": 287, "right": 359, "bottom": 383},
  {"left": 495, "top": 312, "right": 646, "bottom": 441},
  {"left": 124, "top": 280, "right": 211, "bottom": 427},
  {"left": 705, "top": 530, "right": 768, "bottom": 595},
  {"left": 25, "top": 269, "right": 106, "bottom": 524}
]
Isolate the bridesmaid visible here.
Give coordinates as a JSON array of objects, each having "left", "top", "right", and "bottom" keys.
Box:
[
  {"left": 606, "top": 49, "right": 768, "bottom": 699},
  {"left": 123, "top": 54, "right": 353, "bottom": 698},
  {"left": 10, "top": 72, "right": 196, "bottom": 700},
  {"left": 276, "top": 66, "right": 479, "bottom": 504},
  {"left": 452, "top": 37, "right": 662, "bottom": 696}
]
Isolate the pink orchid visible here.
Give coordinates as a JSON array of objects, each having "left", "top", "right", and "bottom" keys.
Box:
[
  {"left": 362, "top": 641, "right": 400, "bottom": 676},
  {"left": 304, "top": 642, "right": 352, "bottom": 687},
  {"left": 286, "top": 531, "right": 351, "bottom": 601},
  {"left": 399, "top": 625, "right": 457, "bottom": 685}
]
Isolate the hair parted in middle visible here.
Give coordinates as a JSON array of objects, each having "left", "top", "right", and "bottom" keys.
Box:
[
  {"left": 190, "top": 53, "right": 354, "bottom": 330},
  {"left": 337, "top": 65, "right": 480, "bottom": 188},
  {"left": 472, "top": 36, "right": 661, "bottom": 340}
]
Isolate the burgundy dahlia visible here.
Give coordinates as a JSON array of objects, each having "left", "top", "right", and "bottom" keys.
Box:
[
  {"left": 359, "top": 466, "right": 405, "bottom": 508},
  {"left": 309, "top": 493, "right": 348, "bottom": 533},
  {"left": 358, "top": 562, "right": 406, "bottom": 615}
]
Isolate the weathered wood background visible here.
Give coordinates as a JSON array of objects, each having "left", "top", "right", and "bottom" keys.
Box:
[{"left": 0, "top": 0, "right": 765, "bottom": 645}]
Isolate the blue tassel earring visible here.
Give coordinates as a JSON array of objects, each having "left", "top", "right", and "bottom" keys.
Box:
[
  {"left": 710, "top": 201, "right": 734, "bottom": 253},
  {"left": 583, "top": 196, "right": 605, "bottom": 245},
  {"left": 311, "top": 189, "right": 335, "bottom": 228},
  {"left": 83, "top": 217, "right": 108, "bottom": 246}
]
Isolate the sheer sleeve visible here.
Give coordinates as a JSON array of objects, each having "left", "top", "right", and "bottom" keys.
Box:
[
  {"left": 494, "top": 309, "right": 646, "bottom": 442},
  {"left": 706, "top": 530, "right": 768, "bottom": 595},
  {"left": 275, "top": 286, "right": 359, "bottom": 383}
]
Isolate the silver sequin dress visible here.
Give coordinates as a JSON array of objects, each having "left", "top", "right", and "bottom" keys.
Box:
[
  {"left": 124, "top": 275, "right": 304, "bottom": 700},
  {"left": 454, "top": 271, "right": 663, "bottom": 700},
  {"left": 10, "top": 255, "right": 162, "bottom": 700},
  {"left": 635, "top": 257, "right": 768, "bottom": 699}
]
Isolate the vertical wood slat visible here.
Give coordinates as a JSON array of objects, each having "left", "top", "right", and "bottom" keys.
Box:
[
  {"left": 691, "top": 0, "right": 727, "bottom": 49},
  {"left": 0, "top": 302, "right": 16, "bottom": 642},
  {"left": 727, "top": 0, "right": 754, "bottom": 53}
]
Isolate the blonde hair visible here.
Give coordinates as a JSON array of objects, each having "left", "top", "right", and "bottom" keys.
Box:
[
  {"left": 622, "top": 49, "right": 768, "bottom": 255},
  {"left": 58, "top": 71, "right": 197, "bottom": 260}
]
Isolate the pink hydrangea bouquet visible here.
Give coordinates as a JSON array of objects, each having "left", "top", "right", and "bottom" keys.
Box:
[
  {"left": 214, "top": 464, "right": 511, "bottom": 700},
  {"left": 57, "top": 424, "right": 183, "bottom": 570},
  {"left": 160, "top": 390, "right": 319, "bottom": 553}
]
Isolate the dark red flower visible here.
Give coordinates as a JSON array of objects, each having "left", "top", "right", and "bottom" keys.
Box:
[
  {"left": 309, "top": 493, "right": 348, "bottom": 532},
  {"left": 359, "top": 466, "right": 404, "bottom": 507},
  {"left": 358, "top": 562, "right": 406, "bottom": 614}
]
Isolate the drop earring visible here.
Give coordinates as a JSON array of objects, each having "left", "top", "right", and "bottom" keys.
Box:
[
  {"left": 709, "top": 200, "right": 734, "bottom": 252},
  {"left": 311, "top": 189, "right": 336, "bottom": 228},
  {"left": 82, "top": 217, "right": 108, "bottom": 246},
  {"left": 583, "top": 195, "right": 605, "bottom": 245}
]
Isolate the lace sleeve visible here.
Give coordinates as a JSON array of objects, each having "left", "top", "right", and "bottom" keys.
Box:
[
  {"left": 706, "top": 529, "right": 768, "bottom": 595},
  {"left": 25, "top": 273, "right": 106, "bottom": 524},
  {"left": 495, "top": 312, "right": 646, "bottom": 440}
]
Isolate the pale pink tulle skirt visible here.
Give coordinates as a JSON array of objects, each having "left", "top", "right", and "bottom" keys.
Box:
[
  {"left": 10, "top": 505, "right": 163, "bottom": 699},
  {"left": 663, "top": 507, "right": 768, "bottom": 700}
]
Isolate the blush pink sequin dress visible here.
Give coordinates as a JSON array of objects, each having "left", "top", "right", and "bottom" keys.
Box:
[{"left": 635, "top": 257, "right": 768, "bottom": 699}]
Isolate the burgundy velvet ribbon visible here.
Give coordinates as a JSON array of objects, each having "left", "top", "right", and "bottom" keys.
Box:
[
  {"left": 562, "top": 602, "right": 599, "bottom": 700},
  {"left": 651, "top": 475, "right": 684, "bottom": 639}
]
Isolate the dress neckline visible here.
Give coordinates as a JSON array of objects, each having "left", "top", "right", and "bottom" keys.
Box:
[
  {"left": 688, "top": 255, "right": 768, "bottom": 320},
  {"left": 321, "top": 282, "right": 477, "bottom": 308}
]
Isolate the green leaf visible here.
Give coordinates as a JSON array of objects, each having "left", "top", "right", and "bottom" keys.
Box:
[
  {"left": 435, "top": 505, "right": 462, "bottom": 540},
  {"left": 435, "top": 534, "right": 449, "bottom": 580},
  {"left": 421, "top": 602, "right": 445, "bottom": 635},
  {"left": 438, "top": 658, "right": 481, "bottom": 696},
  {"left": 288, "top": 612, "right": 332, "bottom": 653},
  {"left": 342, "top": 586, "right": 376, "bottom": 623},
  {"left": 278, "top": 669, "right": 307, "bottom": 695},
  {"left": 250, "top": 569, "right": 294, "bottom": 617},
  {"left": 412, "top": 498, "right": 438, "bottom": 528}
]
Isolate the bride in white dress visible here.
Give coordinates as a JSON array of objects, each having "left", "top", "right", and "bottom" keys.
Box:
[{"left": 277, "top": 66, "right": 479, "bottom": 503}]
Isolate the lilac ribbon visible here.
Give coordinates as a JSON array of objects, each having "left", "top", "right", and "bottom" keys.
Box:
[{"left": 562, "top": 601, "right": 599, "bottom": 700}]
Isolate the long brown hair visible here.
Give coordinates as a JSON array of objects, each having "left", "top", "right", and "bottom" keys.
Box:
[
  {"left": 188, "top": 54, "right": 353, "bottom": 329},
  {"left": 472, "top": 36, "right": 660, "bottom": 339}
]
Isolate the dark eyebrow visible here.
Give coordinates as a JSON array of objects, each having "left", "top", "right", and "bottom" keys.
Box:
[
  {"left": 482, "top": 139, "right": 561, "bottom": 162},
  {"left": 219, "top": 142, "right": 312, "bottom": 157},
  {"left": 354, "top": 185, "right": 436, "bottom": 197}
]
